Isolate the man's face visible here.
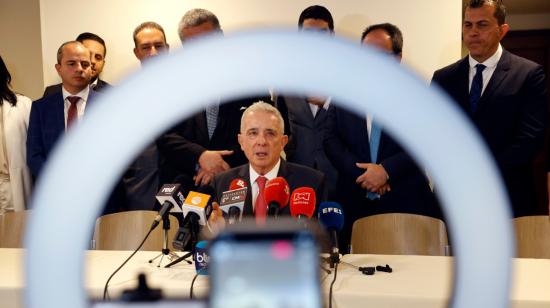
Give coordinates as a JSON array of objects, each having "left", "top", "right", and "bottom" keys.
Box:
[
  {"left": 180, "top": 21, "right": 218, "bottom": 41},
  {"left": 81, "top": 39, "right": 105, "bottom": 80},
  {"left": 238, "top": 110, "right": 288, "bottom": 175},
  {"left": 55, "top": 43, "right": 92, "bottom": 94},
  {"left": 301, "top": 18, "right": 331, "bottom": 33},
  {"left": 133, "top": 28, "right": 169, "bottom": 63},
  {"left": 362, "top": 28, "right": 401, "bottom": 61},
  {"left": 463, "top": 4, "right": 509, "bottom": 62}
]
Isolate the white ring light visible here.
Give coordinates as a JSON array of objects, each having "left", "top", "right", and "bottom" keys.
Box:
[{"left": 25, "top": 30, "right": 513, "bottom": 307}]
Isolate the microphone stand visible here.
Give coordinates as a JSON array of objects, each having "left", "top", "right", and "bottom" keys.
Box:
[
  {"left": 164, "top": 220, "right": 199, "bottom": 268},
  {"left": 148, "top": 215, "right": 179, "bottom": 267}
]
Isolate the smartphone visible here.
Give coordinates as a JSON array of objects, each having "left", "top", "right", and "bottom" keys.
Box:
[{"left": 209, "top": 221, "right": 321, "bottom": 308}]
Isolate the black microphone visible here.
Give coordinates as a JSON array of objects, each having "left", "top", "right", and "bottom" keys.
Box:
[
  {"left": 318, "top": 201, "right": 345, "bottom": 268},
  {"left": 151, "top": 184, "right": 185, "bottom": 230}
]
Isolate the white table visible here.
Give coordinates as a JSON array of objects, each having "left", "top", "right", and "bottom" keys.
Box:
[{"left": 1, "top": 248, "right": 550, "bottom": 308}]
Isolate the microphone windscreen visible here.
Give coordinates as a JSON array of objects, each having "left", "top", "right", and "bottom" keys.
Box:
[
  {"left": 289, "top": 187, "right": 316, "bottom": 218},
  {"left": 229, "top": 178, "right": 248, "bottom": 190},
  {"left": 318, "top": 201, "right": 344, "bottom": 231},
  {"left": 264, "top": 177, "right": 290, "bottom": 208}
]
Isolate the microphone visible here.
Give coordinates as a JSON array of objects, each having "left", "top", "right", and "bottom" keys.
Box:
[
  {"left": 194, "top": 240, "right": 209, "bottom": 275},
  {"left": 289, "top": 187, "right": 316, "bottom": 219},
  {"left": 181, "top": 186, "right": 215, "bottom": 227},
  {"left": 318, "top": 201, "right": 344, "bottom": 268},
  {"left": 219, "top": 181, "right": 248, "bottom": 224},
  {"left": 264, "top": 177, "right": 290, "bottom": 218},
  {"left": 151, "top": 184, "right": 185, "bottom": 230},
  {"left": 229, "top": 178, "right": 248, "bottom": 190}
]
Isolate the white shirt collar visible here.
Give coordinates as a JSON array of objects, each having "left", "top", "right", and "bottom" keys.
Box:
[
  {"left": 62, "top": 86, "right": 90, "bottom": 102},
  {"left": 249, "top": 159, "right": 281, "bottom": 184},
  {"left": 469, "top": 44, "right": 502, "bottom": 69},
  {"left": 91, "top": 78, "right": 99, "bottom": 89}
]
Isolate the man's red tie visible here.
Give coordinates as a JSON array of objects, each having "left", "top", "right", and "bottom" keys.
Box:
[
  {"left": 67, "top": 96, "right": 80, "bottom": 128},
  {"left": 255, "top": 176, "right": 268, "bottom": 224}
]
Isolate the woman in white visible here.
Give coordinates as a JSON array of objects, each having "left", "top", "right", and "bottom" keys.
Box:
[{"left": 0, "top": 55, "right": 32, "bottom": 214}]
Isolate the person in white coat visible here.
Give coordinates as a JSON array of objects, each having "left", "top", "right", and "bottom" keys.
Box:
[{"left": 0, "top": 55, "right": 32, "bottom": 213}]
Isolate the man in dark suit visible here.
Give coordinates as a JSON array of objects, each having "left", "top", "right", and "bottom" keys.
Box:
[
  {"left": 43, "top": 32, "right": 111, "bottom": 97},
  {"left": 158, "top": 8, "right": 273, "bottom": 193},
  {"left": 28, "top": 41, "right": 95, "bottom": 177},
  {"left": 324, "top": 23, "right": 442, "bottom": 253},
  {"left": 278, "top": 5, "right": 338, "bottom": 198},
  {"left": 211, "top": 102, "right": 327, "bottom": 224},
  {"left": 431, "top": 0, "right": 548, "bottom": 217},
  {"left": 121, "top": 21, "right": 170, "bottom": 211}
]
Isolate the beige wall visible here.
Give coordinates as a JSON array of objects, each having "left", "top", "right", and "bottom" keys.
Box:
[
  {"left": 39, "top": 0, "right": 462, "bottom": 86},
  {"left": 0, "top": 0, "right": 44, "bottom": 100}
]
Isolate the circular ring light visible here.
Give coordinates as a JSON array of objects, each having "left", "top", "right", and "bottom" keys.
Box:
[{"left": 26, "top": 30, "right": 513, "bottom": 307}]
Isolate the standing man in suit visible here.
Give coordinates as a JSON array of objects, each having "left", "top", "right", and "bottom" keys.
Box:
[
  {"left": 276, "top": 5, "right": 338, "bottom": 198},
  {"left": 324, "top": 23, "right": 441, "bottom": 253},
  {"left": 43, "top": 33, "right": 111, "bottom": 97},
  {"left": 27, "top": 41, "right": 94, "bottom": 178},
  {"left": 121, "top": 21, "right": 170, "bottom": 211},
  {"left": 432, "top": 0, "right": 548, "bottom": 217},
  {"left": 158, "top": 8, "right": 270, "bottom": 193},
  {"left": 211, "top": 102, "right": 327, "bottom": 224}
]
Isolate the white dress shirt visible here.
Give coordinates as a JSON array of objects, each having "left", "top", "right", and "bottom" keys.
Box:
[
  {"left": 62, "top": 86, "right": 89, "bottom": 129},
  {"left": 308, "top": 97, "right": 332, "bottom": 117},
  {"left": 468, "top": 44, "right": 503, "bottom": 95},
  {"left": 249, "top": 159, "right": 281, "bottom": 210}
]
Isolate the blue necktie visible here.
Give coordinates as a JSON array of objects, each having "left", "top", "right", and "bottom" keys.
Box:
[
  {"left": 470, "top": 64, "right": 486, "bottom": 112},
  {"left": 367, "top": 119, "right": 381, "bottom": 200},
  {"left": 206, "top": 104, "right": 219, "bottom": 140}
]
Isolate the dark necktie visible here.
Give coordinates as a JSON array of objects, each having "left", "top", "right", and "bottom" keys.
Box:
[
  {"left": 470, "top": 64, "right": 486, "bottom": 112},
  {"left": 255, "top": 176, "right": 267, "bottom": 224},
  {"left": 67, "top": 96, "right": 80, "bottom": 128}
]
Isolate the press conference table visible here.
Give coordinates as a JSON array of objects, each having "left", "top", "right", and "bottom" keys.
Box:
[{"left": 1, "top": 248, "right": 550, "bottom": 308}]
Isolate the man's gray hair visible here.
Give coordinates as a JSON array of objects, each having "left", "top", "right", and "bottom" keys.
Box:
[
  {"left": 178, "top": 8, "right": 222, "bottom": 42},
  {"left": 241, "top": 101, "right": 285, "bottom": 133}
]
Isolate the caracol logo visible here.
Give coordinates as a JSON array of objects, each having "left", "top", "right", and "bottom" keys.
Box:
[
  {"left": 293, "top": 192, "right": 310, "bottom": 202},
  {"left": 321, "top": 207, "right": 342, "bottom": 215},
  {"left": 162, "top": 186, "right": 176, "bottom": 193},
  {"left": 191, "top": 196, "right": 202, "bottom": 205}
]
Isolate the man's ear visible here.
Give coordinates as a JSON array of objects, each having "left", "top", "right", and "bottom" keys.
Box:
[
  {"left": 55, "top": 63, "right": 61, "bottom": 74},
  {"left": 238, "top": 133, "right": 244, "bottom": 150},
  {"left": 499, "top": 23, "right": 510, "bottom": 40},
  {"left": 281, "top": 135, "right": 289, "bottom": 148}
]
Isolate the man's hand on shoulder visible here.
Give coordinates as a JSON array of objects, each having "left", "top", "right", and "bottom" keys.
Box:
[{"left": 198, "top": 150, "right": 233, "bottom": 173}]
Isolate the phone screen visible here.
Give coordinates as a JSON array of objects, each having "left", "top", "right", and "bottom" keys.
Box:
[{"left": 209, "top": 230, "right": 321, "bottom": 308}]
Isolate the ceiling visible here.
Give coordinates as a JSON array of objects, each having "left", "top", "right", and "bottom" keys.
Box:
[{"left": 462, "top": 0, "right": 550, "bottom": 14}]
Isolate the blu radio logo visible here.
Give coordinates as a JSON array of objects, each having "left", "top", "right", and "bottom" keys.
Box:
[{"left": 194, "top": 241, "right": 209, "bottom": 275}]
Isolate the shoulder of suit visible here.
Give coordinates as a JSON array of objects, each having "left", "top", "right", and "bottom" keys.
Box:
[
  {"left": 433, "top": 56, "right": 468, "bottom": 76},
  {"left": 502, "top": 49, "right": 542, "bottom": 71},
  {"left": 285, "top": 161, "right": 324, "bottom": 179}
]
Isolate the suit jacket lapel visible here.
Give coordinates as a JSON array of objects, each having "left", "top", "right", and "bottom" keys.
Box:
[
  {"left": 456, "top": 57, "right": 471, "bottom": 113},
  {"left": 53, "top": 92, "right": 65, "bottom": 132},
  {"left": 478, "top": 50, "right": 511, "bottom": 110},
  {"left": 239, "top": 165, "right": 254, "bottom": 215}
]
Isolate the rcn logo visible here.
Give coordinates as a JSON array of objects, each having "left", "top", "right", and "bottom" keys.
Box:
[
  {"left": 162, "top": 185, "right": 176, "bottom": 193},
  {"left": 293, "top": 192, "right": 311, "bottom": 202},
  {"left": 322, "top": 207, "right": 343, "bottom": 215}
]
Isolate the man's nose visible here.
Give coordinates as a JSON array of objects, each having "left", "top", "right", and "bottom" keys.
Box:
[{"left": 150, "top": 46, "right": 158, "bottom": 56}]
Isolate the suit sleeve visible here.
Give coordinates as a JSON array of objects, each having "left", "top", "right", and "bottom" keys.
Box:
[
  {"left": 498, "top": 65, "right": 548, "bottom": 166},
  {"left": 379, "top": 150, "right": 421, "bottom": 181},
  {"left": 157, "top": 120, "right": 206, "bottom": 173},
  {"left": 26, "top": 102, "right": 46, "bottom": 177},
  {"left": 323, "top": 105, "right": 364, "bottom": 180}
]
